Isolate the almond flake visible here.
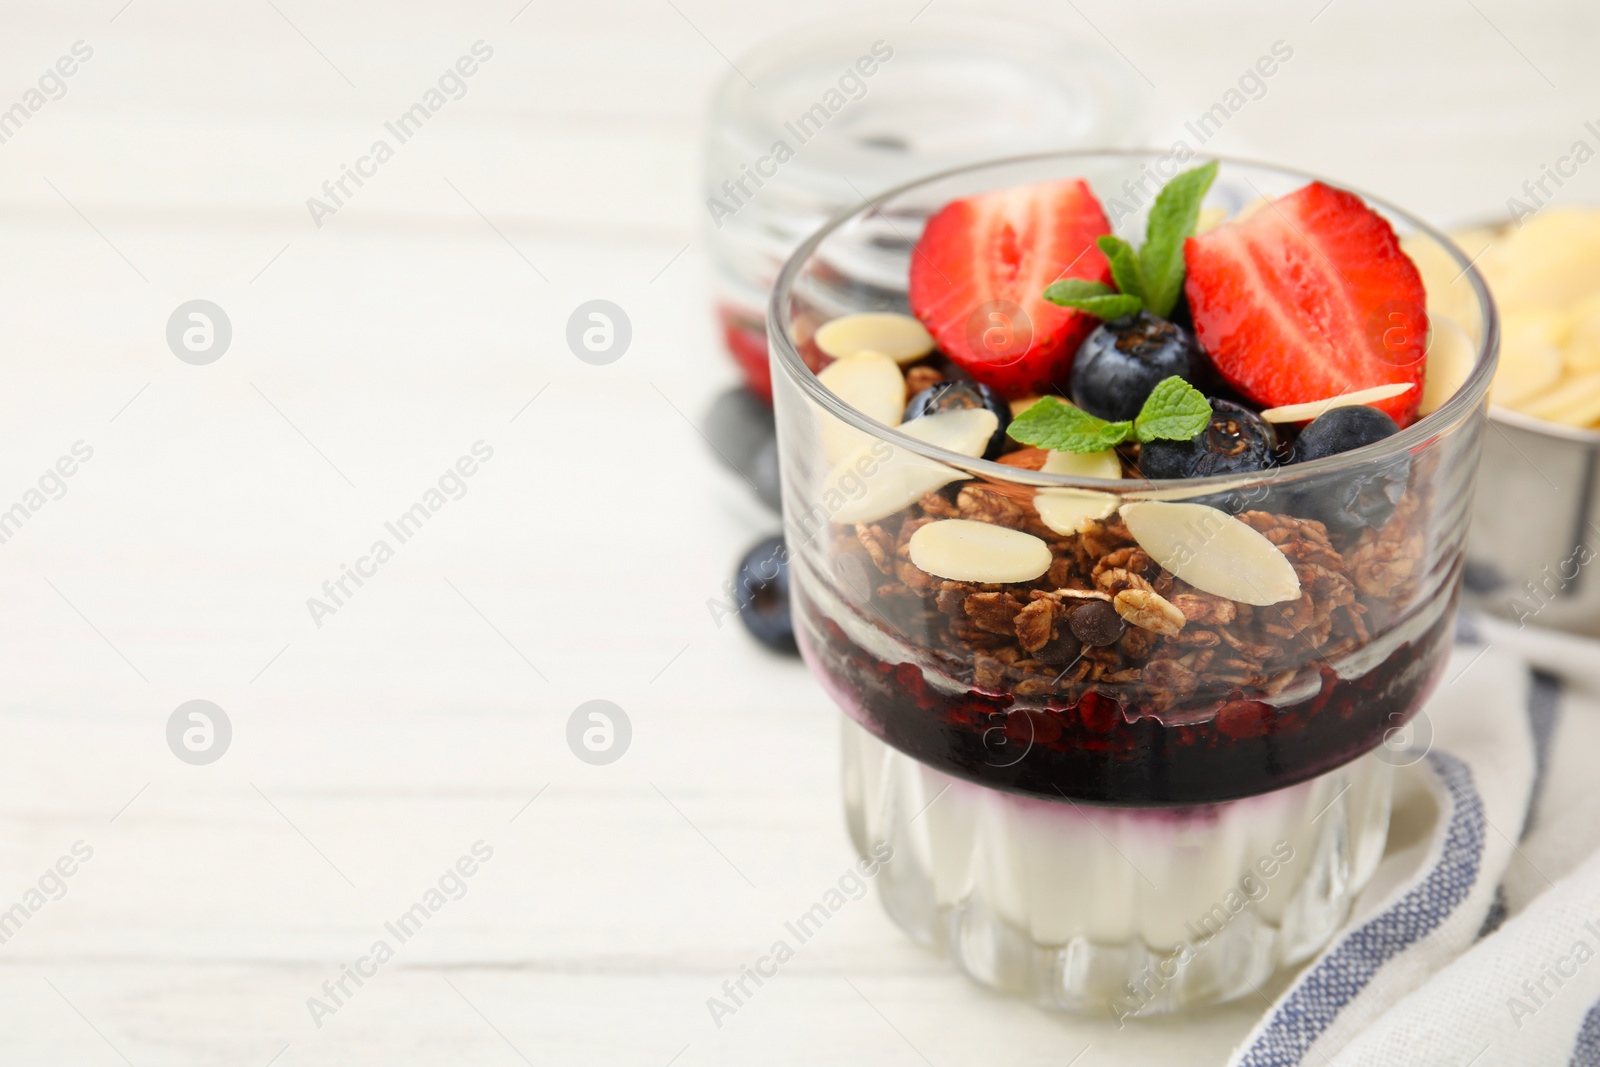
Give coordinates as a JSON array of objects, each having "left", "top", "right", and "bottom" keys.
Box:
[
  {"left": 816, "top": 350, "right": 905, "bottom": 461},
  {"left": 903, "top": 407, "right": 998, "bottom": 455},
  {"left": 1035, "top": 489, "right": 1118, "bottom": 536},
  {"left": 908, "top": 519, "right": 1052, "bottom": 584},
  {"left": 1041, "top": 448, "right": 1122, "bottom": 480},
  {"left": 1259, "top": 383, "right": 1416, "bottom": 423},
  {"left": 1043, "top": 588, "right": 1112, "bottom": 602},
  {"left": 1195, "top": 206, "right": 1228, "bottom": 235},
  {"left": 815, "top": 313, "right": 935, "bottom": 365},
  {"left": 1119, "top": 501, "right": 1300, "bottom": 605},
  {"left": 823, "top": 409, "right": 998, "bottom": 524}
]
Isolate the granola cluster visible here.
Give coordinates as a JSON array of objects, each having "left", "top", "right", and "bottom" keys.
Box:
[{"left": 830, "top": 481, "right": 1423, "bottom": 718}]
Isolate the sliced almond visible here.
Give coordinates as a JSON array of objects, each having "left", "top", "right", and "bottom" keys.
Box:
[
  {"left": 815, "top": 313, "right": 935, "bottom": 365},
  {"left": 1419, "top": 315, "right": 1476, "bottom": 416},
  {"left": 908, "top": 519, "right": 1052, "bottom": 584},
  {"left": 1234, "top": 198, "right": 1271, "bottom": 223},
  {"left": 1035, "top": 489, "right": 1119, "bottom": 536},
  {"left": 902, "top": 407, "right": 998, "bottom": 456},
  {"left": 1120, "top": 501, "right": 1300, "bottom": 605},
  {"left": 816, "top": 350, "right": 906, "bottom": 461},
  {"left": 1195, "top": 206, "right": 1228, "bottom": 235},
  {"left": 1041, "top": 587, "right": 1111, "bottom": 602},
  {"left": 1010, "top": 396, "right": 1044, "bottom": 418},
  {"left": 824, "top": 452, "right": 957, "bottom": 525},
  {"left": 1041, "top": 448, "right": 1123, "bottom": 480},
  {"left": 817, "top": 349, "right": 905, "bottom": 421},
  {"left": 822, "top": 409, "right": 997, "bottom": 525},
  {"left": 1258, "top": 383, "right": 1415, "bottom": 424},
  {"left": 1033, "top": 449, "right": 1121, "bottom": 535}
]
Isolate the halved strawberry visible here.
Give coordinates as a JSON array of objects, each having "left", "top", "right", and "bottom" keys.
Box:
[
  {"left": 908, "top": 180, "right": 1112, "bottom": 399},
  {"left": 718, "top": 306, "right": 772, "bottom": 404},
  {"left": 1183, "top": 182, "right": 1428, "bottom": 426}
]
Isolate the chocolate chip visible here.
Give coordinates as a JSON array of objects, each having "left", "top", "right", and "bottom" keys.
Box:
[
  {"left": 1035, "top": 629, "right": 1083, "bottom": 667},
  {"left": 1069, "top": 600, "right": 1125, "bottom": 647}
]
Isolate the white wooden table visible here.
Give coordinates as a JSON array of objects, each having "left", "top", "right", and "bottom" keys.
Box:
[{"left": 0, "top": 0, "right": 1590, "bottom": 1062}]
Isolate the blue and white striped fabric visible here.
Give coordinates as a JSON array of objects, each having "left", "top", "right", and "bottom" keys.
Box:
[{"left": 1224, "top": 613, "right": 1600, "bottom": 1067}]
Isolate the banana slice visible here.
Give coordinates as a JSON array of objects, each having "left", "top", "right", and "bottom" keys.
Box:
[
  {"left": 1491, "top": 312, "right": 1565, "bottom": 407},
  {"left": 1518, "top": 372, "right": 1600, "bottom": 427},
  {"left": 1419, "top": 316, "right": 1476, "bottom": 416},
  {"left": 1563, "top": 294, "right": 1600, "bottom": 372},
  {"left": 1494, "top": 210, "right": 1600, "bottom": 311},
  {"left": 1402, "top": 234, "right": 1480, "bottom": 327}
]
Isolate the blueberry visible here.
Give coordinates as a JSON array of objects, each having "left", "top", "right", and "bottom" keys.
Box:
[
  {"left": 705, "top": 387, "right": 782, "bottom": 513},
  {"left": 1287, "top": 406, "right": 1406, "bottom": 532},
  {"left": 904, "top": 380, "right": 1010, "bottom": 459},
  {"left": 1137, "top": 400, "right": 1278, "bottom": 481},
  {"left": 1289, "top": 406, "right": 1400, "bottom": 462},
  {"left": 750, "top": 438, "right": 782, "bottom": 513},
  {"left": 1168, "top": 292, "right": 1194, "bottom": 333},
  {"left": 1070, "top": 312, "right": 1199, "bottom": 422},
  {"left": 736, "top": 536, "right": 798, "bottom": 654},
  {"left": 705, "top": 387, "right": 775, "bottom": 467},
  {"left": 1462, "top": 559, "right": 1506, "bottom": 594}
]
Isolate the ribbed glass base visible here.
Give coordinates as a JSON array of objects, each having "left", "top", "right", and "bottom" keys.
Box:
[{"left": 841, "top": 717, "right": 1392, "bottom": 1018}]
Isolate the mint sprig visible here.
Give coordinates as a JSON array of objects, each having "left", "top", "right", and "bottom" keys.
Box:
[
  {"left": 1007, "top": 400, "right": 1132, "bottom": 454},
  {"left": 1140, "top": 160, "right": 1219, "bottom": 317},
  {"left": 1095, "top": 235, "right": 1147, "bottom": 307},
  {"left": 1040, "top": 160, "right": 1220, "bottom": 321},
  {"left": 1008, "top": 376, "right": 1212, "bottom": 454},
  {"left": 1041, "top": 279, "right": 1141, "bottom": 321},
  {"left": 1131, "top": 376, "right": 1213, "bottom": 443}
]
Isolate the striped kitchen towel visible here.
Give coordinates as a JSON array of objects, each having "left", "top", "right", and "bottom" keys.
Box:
[{"left": 1229, "top": 614, "right": 1600, "bottom": 1067}]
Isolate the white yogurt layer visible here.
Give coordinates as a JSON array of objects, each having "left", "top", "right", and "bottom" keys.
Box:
[{"left": 842, "top": 717, "right": 1391, "bottom": 953}]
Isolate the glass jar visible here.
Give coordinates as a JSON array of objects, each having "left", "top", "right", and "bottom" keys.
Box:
[
  {"left": 768, "top": 150, "right": 1498, "bottom": 1013},
  {"left": 705, "top": 15, "right": 1142, "bottom": 401}
]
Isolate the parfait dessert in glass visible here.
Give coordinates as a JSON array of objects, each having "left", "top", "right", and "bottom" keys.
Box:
[{"left": 767, "top": 151, "right": 1496, "bottom": 1016}]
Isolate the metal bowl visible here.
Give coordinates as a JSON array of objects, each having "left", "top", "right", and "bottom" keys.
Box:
[
  {"left": 1453, "top": 213, "right": 1600, "bottom": 635},
  {"left": 1467, "top": 405, "right": 1600, "bottom": 634}
]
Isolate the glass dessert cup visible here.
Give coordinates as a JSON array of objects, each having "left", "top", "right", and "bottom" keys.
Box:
[{"left": 768, "top": 151, "right": 1498, "bottom": 1014}]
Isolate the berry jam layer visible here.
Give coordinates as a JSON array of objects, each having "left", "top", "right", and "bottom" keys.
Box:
[{"left": 798, "top": 574, "right": 1456, "bottom": 807}]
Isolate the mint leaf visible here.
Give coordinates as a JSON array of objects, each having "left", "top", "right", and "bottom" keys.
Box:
[
  {"left": 1133, "top": 376, "right": 1212, "bottom": 443},
  {"left": 1043, "top": 278, "right": 1116, "bottom": 302},
  {"left": 1095, "top": 235, "right": 1147, "bottom": 309},
  {"left": 1042, "top": 278, "right": 1142, "bottom": 321},
  {"left": 1008, "top": 397, "right": 1132, "bottom": 453},
  {"left": 1139, "top": 160, "right": 1219, "bottom": 318}
]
